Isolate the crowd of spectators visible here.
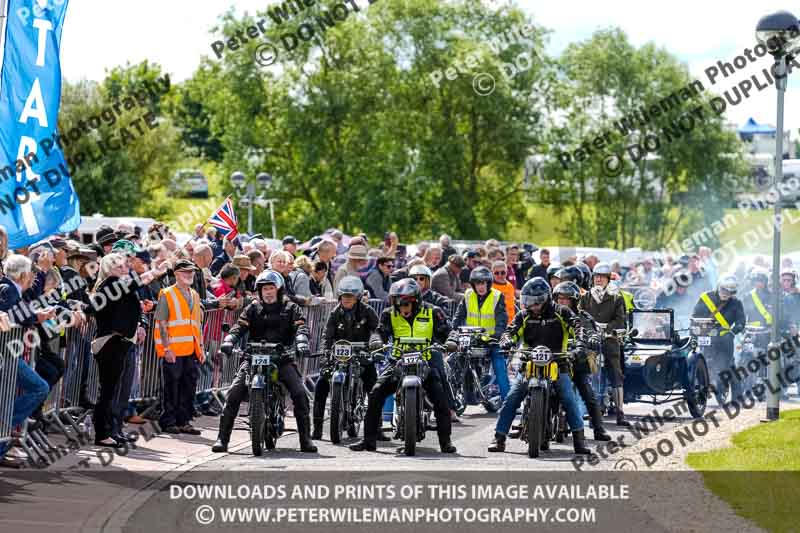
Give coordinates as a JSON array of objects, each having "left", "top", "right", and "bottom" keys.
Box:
[{"left": 1, "top": 218, "right": 797, "bottom": 467}]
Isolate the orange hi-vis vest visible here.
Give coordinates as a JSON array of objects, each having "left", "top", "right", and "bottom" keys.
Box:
[{"left": 154, "top": 285, "right": 204, "bottom": 361}]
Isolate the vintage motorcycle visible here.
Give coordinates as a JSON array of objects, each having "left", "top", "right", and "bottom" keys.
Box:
[{"left": 447, "top": 326, "right": 502, "bottom": 415}]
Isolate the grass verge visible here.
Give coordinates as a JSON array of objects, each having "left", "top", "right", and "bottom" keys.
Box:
[{"left": 686, "top": 409, "right": 800, "bottom": 533}]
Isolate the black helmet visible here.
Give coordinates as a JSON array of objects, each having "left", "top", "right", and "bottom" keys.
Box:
[
  {"left": 552, "top": 281, "right": 580, "bottom": 304},
  {"left": 546, "top": 264, "right": 562, "bottom": 280},
  {"left": 337, "top": 275, "right": 364, "bottom": 299},
  {"left": 558, "top": 265, "right": 582, "bottom": 285},
  {"left": 255, "top": 269, "right": 285, "bottom": 301},
  {"left": 389, "top": 278, "right": 421, "bottom": 313},
  {"left": 576, "top": 263, "right": 591, "bottom": 290},
  {"left": 469, "top": 266, "right": 493, "bottom": 288},
  {"left": 521, "top": 277, "right": 551, "bottom": 308}
]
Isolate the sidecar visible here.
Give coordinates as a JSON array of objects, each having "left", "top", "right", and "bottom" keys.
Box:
[{"left": 622, "top": 309, "right": 709, "bottom": 418}]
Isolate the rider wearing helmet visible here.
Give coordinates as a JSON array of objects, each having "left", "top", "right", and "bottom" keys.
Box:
[
  {"left": 557, "top": 265, "right": 583, "bottom": 288},
  {"left": 553, "top": 281, "right": 611, "bottom": 442},
  {"left": 547, "top": 264, "right": 563, "bottom": 289},
  {"left": 489, "top": 277, "right": 592, "bottom": 456},
  {"left": 449, "top": 266, "right": 511, "bottom": 400},
  {"left": 312, "top": 276, "right": 382, "bottom": 440},
  {"left": 350, "top": 278, "right": 456, "bottom": 453},
  {"left": 212, "top": 270, "right": 316, "bottom": 453},
  {"left": 743, "top": 268, "right": 773, "bottom": 328},
  {"left": 692, "top": 274, "right": 746, "bottom": 406},
  {"left": 780, "top": 269, "right": 800, "bottom": 393},
  {"left": 579, "top": 262, "right": 630, "bottom": 426},
  {"left": 575, "top": 263, "right": 592, "bottom": 292},
  {"left": 410, "top": 264, "right": 451, "bottom": 310}
]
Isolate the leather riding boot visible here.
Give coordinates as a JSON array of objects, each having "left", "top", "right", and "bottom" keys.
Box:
[
  {"left": 312, "top": 417, "right": 323, "bottom": 440},
  {"left": 614, "top": 388, "right": 630, "bottom": 427},
  {"left": 488, "top": 433, "right": 506, "bottom": 452},
  {"left": 297, "top": 416, "right": 318, "bottom": 453},
  {"left": 349, "top": 439, "right": 376, "bottom": 451},
  {"left": 439, "top": 436, "right": 457, "bottom": 453},
  {"left": 589, "top": 405, "right": 612, "bottom": 441},
  {"left": 212, "top": 415, "right": 234, "bottom": 453},
  {"left": 572, "top": 429, "right": 592, "bottom": 455}
]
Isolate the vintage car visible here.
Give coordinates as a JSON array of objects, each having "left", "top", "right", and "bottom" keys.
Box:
[{"left": 618, "top": 308, "right": 709, "bottom": 418}]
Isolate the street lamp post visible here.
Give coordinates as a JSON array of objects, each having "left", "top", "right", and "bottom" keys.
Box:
[
  {"left": 755, "top": 11, "right": 800, "bottom": 421},
  {"left": 230, "top": 171, "right": 278, "bottom": 238}
]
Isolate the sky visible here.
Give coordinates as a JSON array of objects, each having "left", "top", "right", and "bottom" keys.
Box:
[{"left": 55, "top": 0, "right": 800, "bottom": 131}]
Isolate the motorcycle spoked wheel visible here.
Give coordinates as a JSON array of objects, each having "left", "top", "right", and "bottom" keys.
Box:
[
  {"left": 249, "top": 388, "right": 266, "bottom": 456},
  {"left": 527, "top": 387, "right": 546, "bottom": 458},
  {"left": 330, "top": 382, "right": 345, "bottom": 444}
]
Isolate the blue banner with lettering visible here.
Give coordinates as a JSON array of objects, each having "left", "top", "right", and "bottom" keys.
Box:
[{"left": 0, "top": 0, "right": 80, "bottom": 249}]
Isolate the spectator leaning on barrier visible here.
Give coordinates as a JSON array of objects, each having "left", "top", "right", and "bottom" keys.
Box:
[
  {"left": 84, "top": 254, "right": 147, "bottom": 448},
  {"left": 333, "top": 245, "right": 369, "bottom": 293},
  {"left": 212, "top": 265, "right": 240, "bottom": 299},
  {"left": 310, "top": 260, "right": 334, "bottom": 299},
  {"left": 365, "top": 255, "right": 394, "bottom": 302},
  {"left": 154, "top": 259, "right": 205, "bottom": 436},
  {"left": 289, "top": 255, "right": 318, "bottom": 306},
  {"left": 0, "top": 256, "right": 50, "bottom": 467},
  {"left": 431, "top": 254, "right": 465, "bottom": 303}
]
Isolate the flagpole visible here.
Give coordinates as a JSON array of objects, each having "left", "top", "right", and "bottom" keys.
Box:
[{"left": 0, "top": 0, "right": 8, "bottom": 96}]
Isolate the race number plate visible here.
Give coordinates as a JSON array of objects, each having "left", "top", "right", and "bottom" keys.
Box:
[
  {"left": 402, "top": 354, "right": 421, "bottom": 365},
  {"left": 459, "top": 336, "right": 471, "bottom": 350},
  {"left": 530, "top": 351, "right": 549, "bottom": 363},
  {"left": 697, "top": 336, "right": 711, "bottom": 346},
  {"left": 334, "top": 344, "right": 353, "bottom": 359},
  {"left": 252, "top": 355, "right": 271, "bottom": 366},
  {"left": 742, "top": 343, "right": 754, "bottom": 352}
]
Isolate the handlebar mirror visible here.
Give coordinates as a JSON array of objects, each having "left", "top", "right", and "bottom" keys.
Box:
[{"left": 628, "top": 328, "right": 638, "bottom": 338}]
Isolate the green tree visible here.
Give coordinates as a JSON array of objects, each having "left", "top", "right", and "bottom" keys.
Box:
[
  {"left": 533, "top": 28, "right": 748, "bottom": 250},
  {"left": 59, "top": 61, "right": 182, "bottom": 216}
]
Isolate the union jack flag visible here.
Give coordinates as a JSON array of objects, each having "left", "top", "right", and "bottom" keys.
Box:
[{"left": 207, "top": 196, "right": 239, "bottom": 240}]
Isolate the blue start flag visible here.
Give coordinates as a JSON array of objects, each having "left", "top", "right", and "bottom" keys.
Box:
[{"left": 0, "top": 0, "right": 80, "bottom": 249}]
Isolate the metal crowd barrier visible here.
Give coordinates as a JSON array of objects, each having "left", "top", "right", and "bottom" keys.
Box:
[{"left": 0, "top": 327, "right": 23, "bottom": 449}]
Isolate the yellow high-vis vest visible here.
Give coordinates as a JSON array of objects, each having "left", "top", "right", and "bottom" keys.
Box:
[{"left": 465, "top": 288, "right": 501, "bottom": 330}]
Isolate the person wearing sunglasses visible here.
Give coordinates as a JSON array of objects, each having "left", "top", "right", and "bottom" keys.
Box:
[
  {"left": 365, "top": 256, "right": 394, "bottom": 302},
  {"left": 491, "top": 260, "right": 517, "bottom": 322},
  {"left": 409, "top": 264, "right": 450, "bottom": 310}
]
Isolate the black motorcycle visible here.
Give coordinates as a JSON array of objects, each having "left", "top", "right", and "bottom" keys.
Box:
[
  {"left": 233, "top": 341, "right": 290, "bottom": 456},
  {"left": 326, "top": 340, "right": 384, "bottom": 444},
  {"left": 447, "top": 326, "right": 502, "bottom": 415},
  {"left": 388, "top": 337, "right": 441, "bottom": 457},
  {"left": 738, "top": 324, "right": 770, "bottom": 400}
]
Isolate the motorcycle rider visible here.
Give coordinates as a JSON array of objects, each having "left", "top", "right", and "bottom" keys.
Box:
[
  {"left": 212, "top": 270, "right": 317, "bottom": 453},
  {"left": 691, "top": 275, "right": 746, "bottom": 406},
  {"left": 312, "top": 276, "right": 382, "bottom": 440},
  {"left": 410, "top": 264, "right": 451, "bottom": 310},
  {"left": 579, "top": 262, "right": 630, "bottom": 426},
  {"left": 553, "top": 281, "right": 611, "bottom": 441},
  {"left": 410, "top": 263, "right": 458, "bottom": 416},
  {"left": 449, "top": 266, "right": 511, "bottom": 401},
  {"left": 349, "top": 278, "right": 457, "bottom": 453},
  {"left": 547, "top": 264, "right": 563, "bottom": 289},
  {"left": 488, "top": 277, "right": 592, "bottom": 455},
  {"left": 742, "top": 268, "right": 773, "bottom": 329},
  {"left": 575, "top": 263, "right": 592, "bottom": 293},
  {"left": 780, "top": 270, "right": 800, "bottom": 395}
]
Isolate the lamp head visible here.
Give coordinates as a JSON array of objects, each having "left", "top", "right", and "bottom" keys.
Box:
[
  {"left": 230, "top": 171, "right": 246, "bottom": 189},
  {"left": 756, "top": 11, "right": 800, "bottom": 57},
  {"left": 256, "top": 172, "right": 273, "bottom": 189}
]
